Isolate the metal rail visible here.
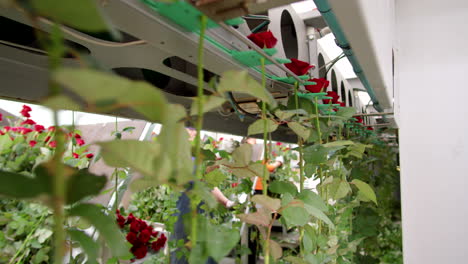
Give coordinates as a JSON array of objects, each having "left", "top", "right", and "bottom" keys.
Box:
[
  {"left": 363, "top": 123, "right": 391, "bottom": 127},
  {"left": 218, "top": 22, "right": 308, "bottom": 85},
  {"left": 354, "top": 112, "right": 394, "bottom": 117}
]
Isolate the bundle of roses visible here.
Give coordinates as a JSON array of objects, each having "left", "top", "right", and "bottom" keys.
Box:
[
  {"left": 0, "top": 105, "right": 94, "bottom": 172},
  {"left": 116, "top": 210, "right": 167, "bottom": 260}
]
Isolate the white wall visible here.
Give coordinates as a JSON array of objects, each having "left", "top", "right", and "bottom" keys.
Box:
[{"left": 395, "top": 0, "right": 468, "bottom": 263}]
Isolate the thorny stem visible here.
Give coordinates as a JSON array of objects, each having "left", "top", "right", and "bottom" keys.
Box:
[
  {"left": 52, "top": 110, "right": 66, "bottom": 264},
  {"left": 314, "top": 97, "right": 322, "bottom": 144},
  {"left": 264, "top": 212, "right": 278, "bottom": 264},
  {"left": 113, "top": 116, "right": 119, "bottom": 212},
  {"left": 191, "top": 14, "right": 208, "bottom": 250},
  {"left": 261, "top": 58, "right": 269, "bottom": 196}
]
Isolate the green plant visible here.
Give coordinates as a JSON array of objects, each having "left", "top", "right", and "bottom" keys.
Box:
[{"left": 0, "top": 1, "right": 401, "bottom": 263}]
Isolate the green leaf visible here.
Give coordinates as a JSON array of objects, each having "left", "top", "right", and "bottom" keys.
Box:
[
  {"left": 284, "top": 256, "right": 308, "bottom": 264},
  {"left": 0, "top": 170, "right": 46, "bottom": 199},
  {"left": 204, "top": 169, "right": 226, "bottom": 188},
  {"left": 66, "top": 169, "right": 107, "bottom": 204},
  {"left": 247, "top": 119, "right": 278, "bottom": 136},
  {"left": 327, "top": 179, "right": 351, "bottom": 200},
  {"left": 53, "top": 69, "right": 171, "bottom": 123},
  {"left": 0, "top": 134, "right": 13, "bottom": 154},
  {"left": 252, "top": 195, "right": 281, "bottom": 212},
  {"left": 269, "top": 181, "right": 298, "bottom": 196},
  {"left": 287, "top": 96, "right": 317, "bottom": 115},
  {"left": 69, "top": 203, "right": 129, "bottom": 257},
  {"left": 281, "top": 206, "right": 310, "bottom": 227},
  {"left": 269, "top": 239, "right": 282, "bottom": 261},
  {"left": 287, "top": 122, "right": 310, "bottom": 140},
  {"left": 231, "top": 143, "right": 252, "bottom": 167},
  {"left": 190, "top": 96, "right": 226, "bottom": 116},
  {"left": 297, "top": 190, "right": 328, "bottom": 212},
  {"left": 217, "top": 70, "right": 277, "bottom": 106},
  {"left": 275, "top": 109, "right": 308, "bottom": 120},
  {"left": 237, "top": 209, "right": 271, "bottom": 227},
  {"left": 323, "top": 140, "right": 354, "bottom": 148},
  {"left": 98, "top": 140, "right": 160, "bottom": 177},
  {"left": 206, "top": 224, "right": 240, "bottom": 262},
  {"left": 304, "top": 205, "right": 335, "bottom": 229},
  {"left": 68, "top": 228, "right": 99, "bottom": 263},
  {"left": 352, "top": 179, "right": 378, "bottom": 205},
  {"left": 303, "top": 145, "right": 328, "bottom": 166},
  {"left": 336, "top": 107, "right": 356, "bottom": 119},
  {"left": 32, "top": 0, "right": 110, "bottom": 32},
  {"left": 42, "top": 95, "right": 81, "bottom": 111},
  {"left": 122, "top": 126, "right": 136, "bottom": 133}
]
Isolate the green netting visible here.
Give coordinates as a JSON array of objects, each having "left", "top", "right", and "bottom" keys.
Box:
[
  {"left": 297, "top": 92, "right": 327, "bottom": 101},
  {"left": 230, "top": 48, "right": 291, "bottom": 67}
]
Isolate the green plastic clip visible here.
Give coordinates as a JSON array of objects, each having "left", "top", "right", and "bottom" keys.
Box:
[
  {"left": 271, "top": 75, "right": 309, "bottom": 84},
  {"left": 230, "top": 48, "right": 290, "bottom": 67}
]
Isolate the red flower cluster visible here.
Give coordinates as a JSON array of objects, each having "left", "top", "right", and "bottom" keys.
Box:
[
  {"left": 0, "top": 113, "right": 2, "bottom": 122},
  {"left": 322, "top": 91, "right": 340, "bottom": 104},
  {"left": 355, "top": 116, "right": 363, "bottom": 124},
  {"left": 116, "top": 210, "right": 167, "bottom": 260},
  {"left": 305, "top": 78, "right": 330, "bottom": 93},
  {"left": 247, "top": 31, "right": 278, "bottom": 49},
  {"left": 285, "top": 59, "right": 315, "bottom": 76},
  {"left": 20, "top": 105, "right": 32, "bottom": 118}
]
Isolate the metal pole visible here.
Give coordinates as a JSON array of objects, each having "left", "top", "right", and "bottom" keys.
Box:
[{"left": 218, "top": 22, "right": 307, "bottom": 85}]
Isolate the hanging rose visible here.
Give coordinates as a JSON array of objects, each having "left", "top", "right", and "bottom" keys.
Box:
[
  {"left": 305, "top": 78, "right": 330, "bottom": 93},
  {"left": 247, "top": 30, "right": 278, "bottom": 49},
  {"left": 21, "top": 119, "right": 36, "bottom": 126},
  {"left": 86, "top": 153, "right": 94, "bottom": 159},
  {"left": 20, "top": 105, "right": 32, "bottom": 118},
  {"left": 285, "top": 58, "right": 315, "bottom": 76},
  {"left": 367, "top": 127, "right": 374, "bottom": 130},
  {"left": 355, "top": 116, "right": 363, "bottom": 124},
  {"left": 323, "top": 91, "right": 340, "bottom": 104}
]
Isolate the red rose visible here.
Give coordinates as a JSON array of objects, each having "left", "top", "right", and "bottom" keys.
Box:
[
  {"left": 131, "top": 244, "right": 148, "bottom": 259},
  {"left": 0, "top": 131, "right": 4, "bottom": 136},
  {"left": 126, "top": 213, "right": 136, "bottom": 224},
  {"left": 21, "top": 128, "right": 33, "bottom": 135},
  {"left": 34, "top": 125, "right": 45, "bottom": 132},
  {"left": 48, "top": 141, "right": 57, "bottom": 148},
  {"left": 21, "top": 119, "right": 36, "bottom": 125},
  {"left": 285, "top": 58, "right": 315, "bottom": 76},
  {"left": 86, "top": 153, "right": 94, "bottom": 159},
  {"left": 20, "top": 105, "right": 32, "bottom": 118},
  {"left": 4, "top": 126, "right": 11, "bottom": 132},
  {"left": 231, "top": 182, "right": 239, "bottom": 188},
  {"left": 323, "top": 91, "right": 340, "bottom": 104},
  {"left": 74, "top": 133, "right": 82, "bottom": 139},
  {"left": 247, "top": 31, "right": 278, "bottom": 49},
  {"left": 219, "top": 137, "right": 223, "bottom": 141},
  {"left": 152, "top": 230, "right": 159, "bottom": 237},
  {"left": 367, "top": 127, "right": 374, "bottom": 130},
  {"left": 139, "top": 229, "right": 152, "bottom": 244},
  {"left": 11, "top": 127, "right": 19, "bottom": 132},
  {"left": 0, "top": 113, "right": 2, "bottom": 121},
  {"left": 339, "top": 101, "right": 346, "bottom": 107},
  {"left": 47, "top": 126, "right": 55, "bottom": 132},
  {"left": 138, "top": 220, "right": 148, "bottom": 232},
  {"left": 72, "top": 152, "right": 79, "bottom": 158},
  {"left": 76, "top": 138, "right": 85, "bottom": 146},
  {"left": 305, "top": 78, "right": 330, "bottom": 93},
  {"left": 44, "top": 136, "right": 51, "bottom": 143},
  {"left": 276, "top": 142, "right": 282, "bottom": 146},
  {"left": 126, "top": 231, "right": 138, "bottom": 245},
  {"left": 355, "top": 116, "right": 363, "bottom": 124},
  {"left": 29, "top": 140, "right": 37, "bottom": 147},
  {"left": 130, "top": 220, "right": 141, "bottom": 233},
  {"left": 151, "top": 234, "right": 167, "bottom": 252},
  {"left": 116, "top": 213, "right": 126, "bottom": 228}
]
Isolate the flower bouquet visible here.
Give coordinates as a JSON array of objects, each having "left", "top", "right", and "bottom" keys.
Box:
[{"left": 116, "top": 210, "right": 167, "bottom": 262}]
